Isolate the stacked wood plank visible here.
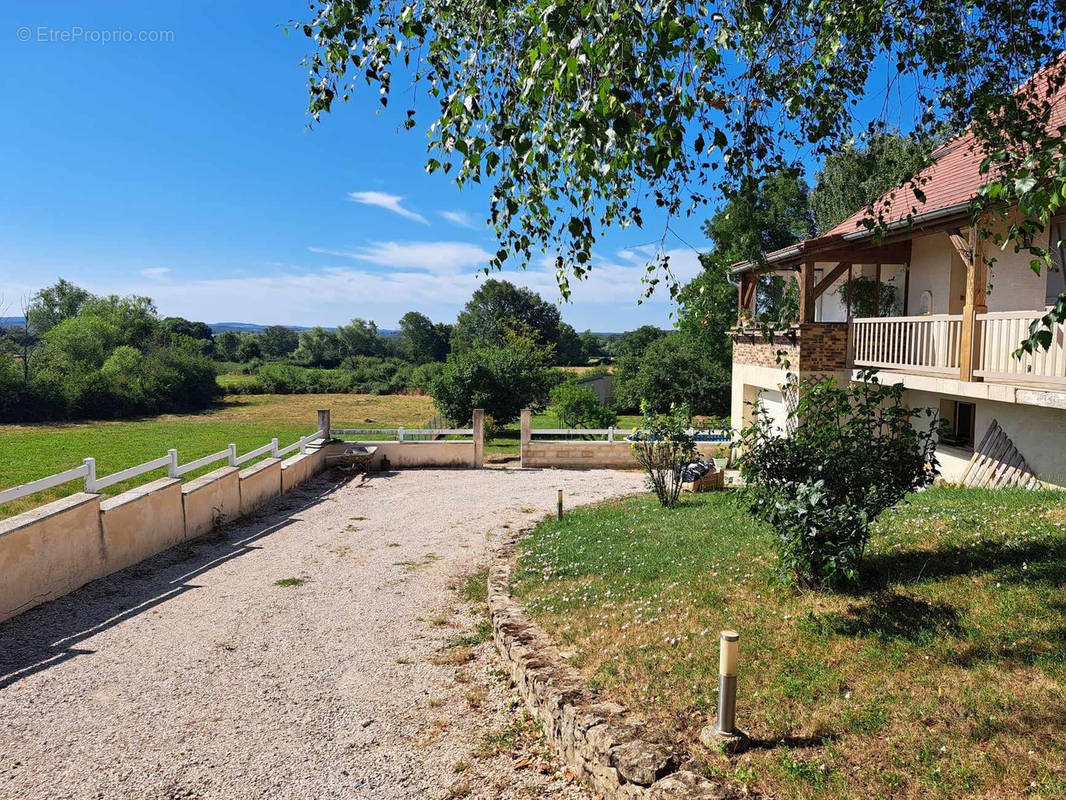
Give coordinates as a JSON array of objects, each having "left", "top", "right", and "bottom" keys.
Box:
[{"left": 958, "top": 419, "right": 1043, "bottom": 489}]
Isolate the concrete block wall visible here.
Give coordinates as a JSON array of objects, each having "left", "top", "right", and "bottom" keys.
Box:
[{"left": 0, "top": 448, "right": 329, "bottom": 624}]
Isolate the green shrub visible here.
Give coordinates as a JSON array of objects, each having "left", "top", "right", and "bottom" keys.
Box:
[
  {"left": 547, "top": 382, "right": 617, "bottom": 428},
  {"left": 738, "top": 370, "right": 941, "bottom": 590},
  {"left": 630, "top": 402, "right": 697, "bottom": 508}
]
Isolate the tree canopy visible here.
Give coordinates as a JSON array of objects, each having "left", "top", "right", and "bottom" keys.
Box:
[
  {"left": 297, "top": 0, "right": 1066, "bottom": 346},
  {"left": 809, "top": 131, "right": 933, "bottom": 233},
  {"left": 450, "top": 278, "right": 561, "bottom": 352}
]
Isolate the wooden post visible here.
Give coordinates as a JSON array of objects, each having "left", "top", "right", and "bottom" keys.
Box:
[
  {"left": 799, "top": 260, "right": 816, "bottom": 323},
  {"left": 874, "top": 263, "right": 882, "bottom": 317},
  {"left": 952, "top": 224, "right": 989, "bottom": 382},
  {"left": 317, "top": 408, "right": 331, "bottom": 440},
  {"left": 519, "top": 408, "right": 532, "bottom": 467},
  {"left": 902, "top": 262, "right": 911, "bottom": 316},
  {"left": 472, "top": 408, "right": 485, "bottom": 468}
]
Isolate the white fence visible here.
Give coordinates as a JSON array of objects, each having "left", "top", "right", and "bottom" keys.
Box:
[
  {"left": 330, "top": 427, "right": 474, "bottom": 441},
  {"left": 0, "top": 428, "right": 326, "bottom": 506},
  {"left": 975, "top": 310, "right": 1066, "bottom": 387},
  {"left": 852, "top": 314, "right": 963, "bottom": 376}
]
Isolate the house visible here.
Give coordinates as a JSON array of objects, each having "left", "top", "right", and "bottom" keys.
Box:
[{"left": 729, "top": 67, "right": 1066, "bottom": 488}]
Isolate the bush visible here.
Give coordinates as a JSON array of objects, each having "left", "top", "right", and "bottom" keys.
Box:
[
  {"left": 738, "top": 370, "right": 940, "bottom": 590},
  {"left": 631, "top": 402, "right": 697, "bottom": 508},
  {"left": 431, "top": 336, "right": 551, "bottom": 425},
  {"left": 548, "top": 382, "right": 617, "bottom": 428}
]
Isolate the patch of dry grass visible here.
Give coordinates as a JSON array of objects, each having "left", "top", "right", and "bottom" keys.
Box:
[
  {"left": 513, "top": 489, "right": 1066, "bottom": 799},
  {"left": 0, "top": 392, "right": 436, "bottom": 519}
]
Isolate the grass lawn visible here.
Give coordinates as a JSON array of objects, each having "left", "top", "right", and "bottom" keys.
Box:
[
  {"left": 0, "top": 393, "right": 435, "bottom": 519},
  {"left": 512, "top": 488, "right": 1066, "bottom": 799}
]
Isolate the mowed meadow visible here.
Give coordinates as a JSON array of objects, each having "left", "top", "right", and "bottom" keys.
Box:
[{"left": 0, "top": 393, "right": 436, "bottom": 519}]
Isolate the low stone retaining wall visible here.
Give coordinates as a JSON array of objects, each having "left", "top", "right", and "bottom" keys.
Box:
[
  {"left": 522, "top": 440, "right": 724, "bottom": 470},
  {"left": 489, "top": 533, "right": 734, "bottom": 800},
  {"left": 0, "top": 447, "right": 328, "bottom": 624},
  {"left": 323, "top": 440, "right": 479, "bottom": 469}
]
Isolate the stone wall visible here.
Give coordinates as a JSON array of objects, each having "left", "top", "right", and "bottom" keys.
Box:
[
  {"left": 731, "top": 323, "right": 848, "bottom": 375},
  {"left": 797, "top": 323, "right": 849, "bottom": 373},
  {"left": 490, "top": 533, "right": 736, "bottom": 800},
  {"left": 0, "top": 448, "right": 329, "bottom": 624},
  {"left": 522, "top": 441, "right": 725, "bottom": 470},
  {"left": 322, "top": 440, "right": 478, "bottom": 469}
]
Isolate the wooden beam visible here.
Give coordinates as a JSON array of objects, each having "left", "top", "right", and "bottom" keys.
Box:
[
  {"left": 957, "top": 223, "right": 989, "bottom": 381},
  {"left": 874, "top": 263, "right": 882, "bottom": 317},
  {"left": 799, "top": 259, "right": 816, "bottom": 323},
  {"left": 813, "top": 261, "right": 851, "bottom": 300}
]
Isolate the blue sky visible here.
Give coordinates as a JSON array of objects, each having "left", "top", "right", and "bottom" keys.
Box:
[{"left": 0, "top": 2, "right": 917, "bottom": 331}]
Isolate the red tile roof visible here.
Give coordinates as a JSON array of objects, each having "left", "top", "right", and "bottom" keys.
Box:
[{"left": 824, "top": 57, "right": 1066, "bottom": 238}]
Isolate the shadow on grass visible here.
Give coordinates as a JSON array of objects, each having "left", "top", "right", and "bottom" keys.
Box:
[
  {"left": 810, "top": 592, "right": 963, "bottom": 644},
  {"left": 0, "top": 474, "right": 359, "bottom": 690},
  {"left": 737, "top": 732, "right": 840, "bottom": 753},
  {"left": 860, "top": 538, "right": 1062, "bottom": 590}
]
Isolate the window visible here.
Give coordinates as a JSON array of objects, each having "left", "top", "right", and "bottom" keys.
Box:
[{"left": 939, "top": 400, "right": 977, "bottom": 449}]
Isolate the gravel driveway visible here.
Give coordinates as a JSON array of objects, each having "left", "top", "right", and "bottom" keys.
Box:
[{"left": 0, "top": 466, "right": 644, "bottom": 800}]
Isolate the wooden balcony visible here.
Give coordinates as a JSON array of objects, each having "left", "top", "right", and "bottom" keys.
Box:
[{"left": 851, "top": 311, "right": 1066, "bottom": 388}]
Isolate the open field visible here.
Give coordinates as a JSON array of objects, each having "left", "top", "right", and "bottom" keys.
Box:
[
  {"left": 512, "top": 488, "right": 1066, "bottom": 800},
  {"left": 0, "top": 393, "right": 436, "bottom": 519}
]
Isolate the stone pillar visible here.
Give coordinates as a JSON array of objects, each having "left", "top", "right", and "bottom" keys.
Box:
[
  {"left": 520, "top": 408, "right": 532, "bottom": 468},
  {"left": 472, "top": 408, "right": 485, "bottom": 468},
  {"left": 317, "top": 409, "right": 331, "bottom": 440}
]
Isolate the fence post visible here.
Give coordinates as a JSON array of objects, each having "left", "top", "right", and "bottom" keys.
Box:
[
  {"left": 83, "top": 457, "right": 97, "bottom": 493},
  {"left": 472, "top": 408, "right": 485, "bottom": 468},
  {"left": 167, "top": 448, "right": 179, "bottom": 478},
  {"left": 397, "top": 426, "right": 404, "bottom": 443},
  {"left": 520, "top": 408, "right": 532, "bottom": 468},
  {"left": 271, "top": 438, "right": 279, "bottom": 458},
  {"left": 317, "top": 409, "right": 331, "bottom": 440},
  {"left": 228, "top": 443, "right": 237, "bottom": 467},
  {"left": 608, "top": 427, "right": 615, "bottom": 443}
]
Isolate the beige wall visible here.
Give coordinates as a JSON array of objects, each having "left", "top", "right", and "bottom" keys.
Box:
[
  {"left": 238, "top": 458, "right": 282, "bottom": 516},
  {"left": 907, "top": 388, "right": 1066, "bottom": 485},
  {"left": 100, "top": 478, "right": 185, "bottom": 574},
  {"left": 281, "top": 449, "right": 325, "bottom": 493},
  {"left": 906, "top": 227, "right": 1049, "bottom": 315},
  {"left": 1, "top": 440, "right": 331, "bottom": 624},
  {"left": 0, "top": 493, "right": 104, "bottom": 623},
  {"left": 182, "top": 466, "right": 240, "bottom": 537},
  {"left": 522, "top": 441, "right": 722, "bottom": 470},
  {"left": 324, "top": 440, "right": 476, "bottom": 469}
]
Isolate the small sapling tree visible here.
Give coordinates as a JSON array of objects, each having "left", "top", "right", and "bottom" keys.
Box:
[
  {"left": 631, "top": 402, "right": 697, "bottom": 508},
  {"left": 739, "top": 370, "right": 940, "bottom": 590}
]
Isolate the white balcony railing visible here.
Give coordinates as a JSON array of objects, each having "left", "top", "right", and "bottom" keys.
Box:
[
  {"left": 975, "top": 311, "right": 1066, "bottom": 387},
  {"left": 852, "top": 314, "right": 963, "bottom": 376}
]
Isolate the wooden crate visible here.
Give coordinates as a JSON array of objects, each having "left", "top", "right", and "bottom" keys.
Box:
[{"left": 681, "top": 469, "right": 724, "bottom": 493}]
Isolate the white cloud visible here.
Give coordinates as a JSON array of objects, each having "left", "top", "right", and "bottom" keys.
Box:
[
  {"left": 139, "top": 267, "right": 171, "bottom": 279},
  {"left": 309, "top": 241, "right": 493, "bottom": 274},
  {"left": 7, "top": 244, "right": 705, "bottom": 330},
  {"left": 347, "top": 190, "right": 428, "bottom": 224},
  {"left": 438, "top": 209, "right": 479, "bottom": 229}
]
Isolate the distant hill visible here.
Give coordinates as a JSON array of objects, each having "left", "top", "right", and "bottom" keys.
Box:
[
  {"left": 0, "top": 316, "right": 26, "bottom": 328},
  {"left": 210, "top": 322, "right": 400, "bottom": 336},
  {"left": 209, "top": 322, "right": 313, "bottom": 334}
]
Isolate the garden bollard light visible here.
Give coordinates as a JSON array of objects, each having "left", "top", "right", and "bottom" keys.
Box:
[
  {"left": 557, "top": 488, "right": 563, "bottom": 520},
  {"left": 715, "top": 630, "right": 740, "bottom": 735}
]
